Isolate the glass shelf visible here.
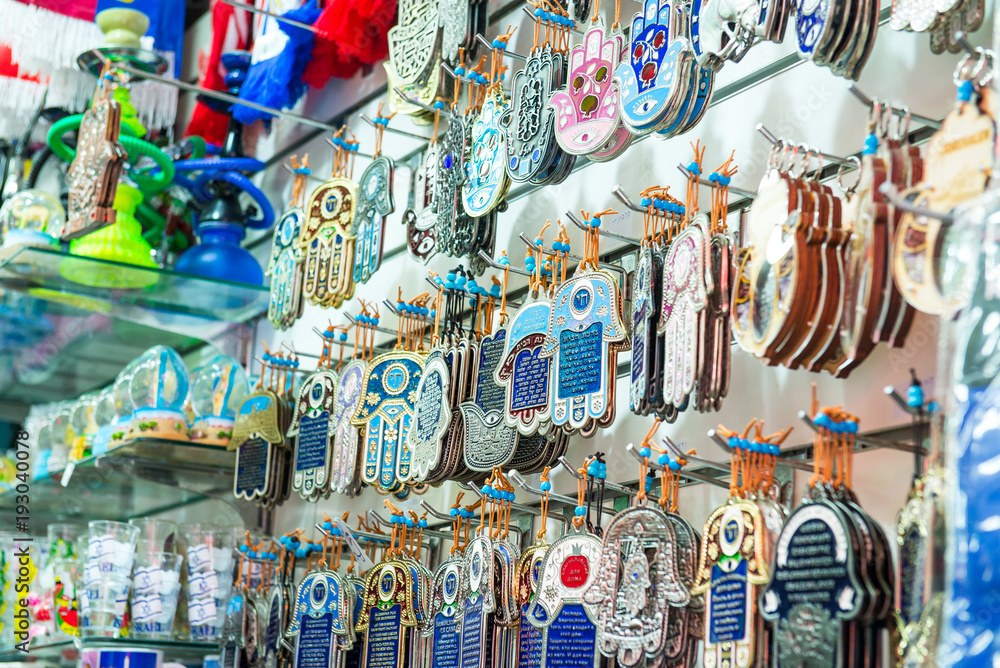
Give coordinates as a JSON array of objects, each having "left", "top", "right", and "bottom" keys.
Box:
[
  {"left": 0, "top": 245, "right": 269, "bottom": 340},
  {"left": 0, "top": 292, "right": 200, "bottom": 410},
  {"left": 0, "top": 438, "right": 237, "bottom": 526},
  {"left": 5, "top": 637, "right": 218, "bottom": 664}
]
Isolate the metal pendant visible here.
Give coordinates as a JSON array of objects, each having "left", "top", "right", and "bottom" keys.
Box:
[
  {"left": 759, "top": 499, "right": 864, "bottom": 667},
  {"left": 691, "top": 500, "right": 770, "bottom": 668},
  {"left": 287, "top": 570, "right": 353, "bottom": 668},
  {"left": 260, "top": 585, "right": 284, "bottom": 668},
  {"left": 614, "top": 0, "right": 679, "bottom": 133},
  {"left": 460, "top": 326, "right": 520, "bottom": 472},
  {"left": 428, "top": 556, "right": 463, "bottom": 668},
  {"left": 463, "top": 89, "right": 511, "bottom": 217},
  {"left": 220, "top": 590, "right": 246, "bottom": 668},
  {"left": 496, "top": 297, "right": 554, "bottom": 435},
  {"left": 435, "top": 116, "right": 467, "bottom": 256},
  {"left": 232, "top": 390, "right": 290, "bottom": 505},
  {"left": 407, "top": 349, "right": 452, "bottom": 481},
  {"left": 331, "top": 359, "right": 366, "bottom": 495},
  {"left": 515, "top": 542, "right": 548, "bottom": 668},
  {"left": 460, "top": 534, "right": 496, "bottom": 668},
  {"left": 543, "top": 270, "right": 628, "bottom": 431},
  {"left": 504, "top": 48, "right": 557, "bottom": 182},
  {"left": 287, "top": 370, "right": 338, "bottom": 501},
  {"left": 406, "top": 145, "right": 440, "bottom": 264},
  {"left": 658, "top": 222, "right": 709, "bottom": 408},
  {"left": 583, "top": 505, "right": 689, "bottom": 666},
  {"left": 354, "top": 156, "right": 396, "bottom": 285},
  {"left": 357, "top": 561, "right": 420, "bottom": 668},
  {"left": 387, "top": 0, "right": 441, "bottom": 86},
  {"left": 64, "top": 97, "right": 126, "bottom": 239},
  {"left": 299, "top": 177, "right": 358, "bottom": 307},
  {"left": 266, "top": 207, "right": 306, "bottom": 330},
  {"left": 526, "top": 527, "right": 603, "bottom": 668},
  {"left": 349, "top": 351, "right": 425, "bottom": 491},
  {"left": 551, "top": 22, "right": 628, "bottom": 156},
  {"left": 630, "top": 247, "right": 657, "bottom": 414}
]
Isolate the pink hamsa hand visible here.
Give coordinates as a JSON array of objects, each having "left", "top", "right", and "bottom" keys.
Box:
[{"left": 549, "top": 22, "right": 627, "bottom": 156}]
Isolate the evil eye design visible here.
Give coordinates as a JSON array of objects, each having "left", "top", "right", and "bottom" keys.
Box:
[
  {"left": 310, "top": 578, "right": 328, "bottom": 608},
  {"left": 378, "top": 567, "right": 396, "bottom": 601}
]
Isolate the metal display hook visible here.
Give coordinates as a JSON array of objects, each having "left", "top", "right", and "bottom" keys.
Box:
[
  {"left": 87, "top": 49, "right": 343, "bottom": 134},
  {"left": 506, "top": 469, "right": 614, "bottom": 513},
  {"left": 441, "top": 63, "right": 513, "bottom": 97},
  {"left": 478, "top": 250, "right": 534, "bottom": 277},
  {"left": 219, "top": 0, "right": 320, "bottom": 32},
  {"left": 555, "top": 455, "right": 643, "bottom": 499},
  {"left": 659, "top": 436, "right": 731, "bottom": 474},
  {"left": 324, "top": 136, "right": 376, "bottom": 160},
  {"left": 611, "top": 186, "right": 647, "bottom": 213},
  {"left": 366, "top": 509, "right": 453, "bottom": 540},
  {"left": 519, "top": 232, "right": 626, "bottom": 281},
  {"left": 521, "top": 5, "right": 585, "bottom": 35},
  {"left": 677, "top": 164, "right": 758, "bottom": 200},
  {"left": 475, "top": 34, "right": 529, "bottom": 61},
  {"left": 879, "top": 183, "right": 953, "bottom": 223},
  {"left": 344, "top": 312, "right": 399, "bottom": 338},
  {"left": 624, "top": 442, "right": 730, "bottom": 489},
  {"left": 360, "top": 114, "right": 436, "bottom": 143},
  {"left": 564, "top": 210, "right": 642, "bottom": 247},
  {"left": 707, "top": 429, "right": 815, "bottom": 473},
  {"left": 884, "top": 385, "right": 926, "bottom": 417},
  {"left": 392, "top": 87, "right": 454, "bottom": 118},
  {"left": 756, "top": 124, "right": 855, "bottom": 169},
  {"left": 847, "top": 85, "right": 942, "bottom": 130},
  {"left": 428, "top": 274, "right": 524, "bottom": 309},
  {"left": 282, "top": 162, "right": 325, "bottom": 183},
  {"left": 797, "top": 411, "right": 927, "bottom": 457},
  {"left": 312, "top": 523, "right": 391, "bottom": 547},
  {"left": 457, "top": 481, "right": 570, "bottom": 531}
]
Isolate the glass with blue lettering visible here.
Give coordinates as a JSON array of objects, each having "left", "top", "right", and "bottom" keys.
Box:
[{"left": 130, "top": 552, "right": 183, "bottom": 639}]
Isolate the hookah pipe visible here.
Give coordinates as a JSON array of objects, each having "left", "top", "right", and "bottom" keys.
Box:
[{"left": 170, "top": 52, "right": 275, "bottom": 284}]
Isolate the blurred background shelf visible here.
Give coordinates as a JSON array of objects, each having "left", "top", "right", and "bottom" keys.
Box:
[
  {"left": 0, "top": 245, "right": 268, "bottom": 341},
  {"left": 0, "top": 438, "right": 238, "bottom": 526},
  {"left": 3, "top": 637, "right": 219, "bottom": 664}
]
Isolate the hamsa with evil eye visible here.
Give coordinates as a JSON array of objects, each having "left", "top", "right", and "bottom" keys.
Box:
[
  {"left": 266, "top": 207, "right": 305, "bottom": 330},
  {"left": 615, "top": 0, "right": 686, "bottom": 133},
  {"left": 550, "top": 22, "right": 629, "bottom": 156},
  {"left": 463, "top": 90, "right": 510, "bottom": 217}
]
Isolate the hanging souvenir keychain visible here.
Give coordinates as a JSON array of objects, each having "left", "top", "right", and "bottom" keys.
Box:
[
  {"left": 526, "top": 467, "right": 603, "bottom": 668},
  {"left": 503, "top": 4, "right": 575, "bottom": 185},
  {"left": 258, "top": 534, "right": 295, "bottom": 668},
  {"left": 332, "top": 306, "right": 377, "bottom": 497},
  {"left": 350, "top": 292, "right": 428, "bottom": 492},
  {"left": 463, "top": 29, "right": 514, "bottom": 218},
  {"left": 583, "top": 433, "right": 690, "bottom": 668},
  {"left": 62, "top": 64, "right": 126, "bottom": 239},
  {"left": 760, "top": 398, "right": 891, "bottom": 667},
  {"left": 427, "top": 494, "right": 474, "bottom": 668},
  {"left": 497, "top": 227, "right": 557, "bottom": 435},
  {"left": 219, "top": 535, "right": 252, "bottom": 668},
  {"left": 405, "top": 107, "right": 442, "bottom": 264},
  {"left": 514, "top": 470, "right": 553, "bottom": 668},
  {"left": 287, "top": 327, "right": 341, "bottom": 501},
  {"left": 691, "top": 420, "right": 773, "bottom": 668},
  {"left": 542, "top": 212, "right": 628, "bottom": 433},
  {"left": 266, "top": 155, "right": 309, "bottom": 330},
  {"left": 231, "top": 349, "right": 295, "bottom": 508},
  {"left": 284, "top": 528, "right": 353, "bottom": 668},
  {"left": 297, "top": 127, "right": 359, "bottom": 308},
  {"left": 550, "top": 0, "right": 632, "bottom": 159},
  {"left": 408, "top": 280, "right": 454, "bottom": 482},
  {"left": 356, "top": 503, "right": 425, "bottom": 668},
  {"left": 460, "top": 260, "right": 525, "bottom": 473},
  {"left": 893, "top": 52, "right": 996, "bottom": 317},
  {"left": 387, "top": 0, "right": 441, "bottom": 86},
  {"left": 354, "top": 105, "right": 397, "bottom": 285},
  {"left": 489, "top": 470, "right": 523, "bottom": 667}
]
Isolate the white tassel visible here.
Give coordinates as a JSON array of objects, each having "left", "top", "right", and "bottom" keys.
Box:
[
  {"left": 0, "top": 77, "right": 47, "bottom": 141},
  {"left": 0, "top": 0, "right": 179, "bottom": 130}
]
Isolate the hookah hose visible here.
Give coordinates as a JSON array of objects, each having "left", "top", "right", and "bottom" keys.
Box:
[{"left": 174, "top": 157, "right": 275, "bottom": 230}]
